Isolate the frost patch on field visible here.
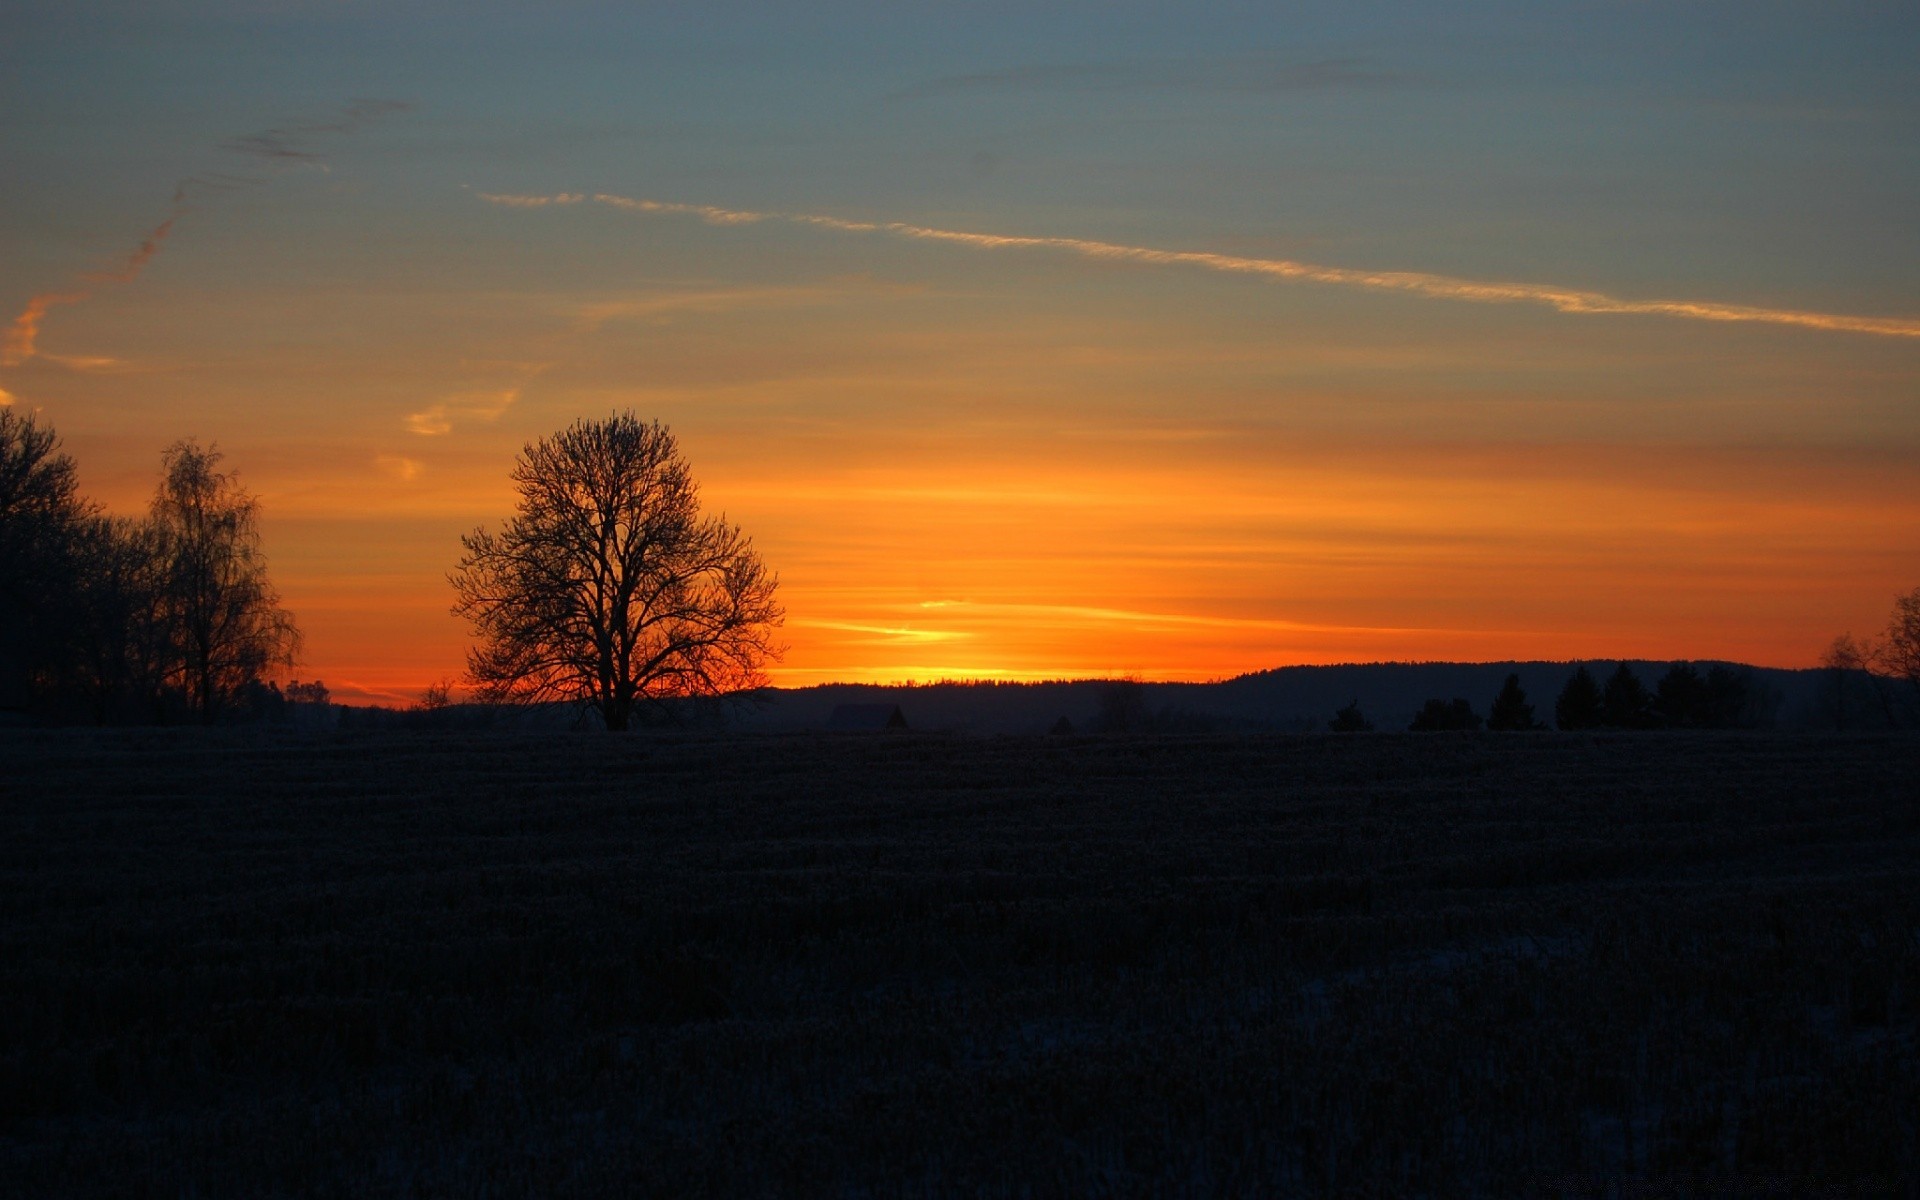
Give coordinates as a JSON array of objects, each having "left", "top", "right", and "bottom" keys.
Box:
[{"left": 1290, "top": 931, "right": 1588, "bottom": 1034}]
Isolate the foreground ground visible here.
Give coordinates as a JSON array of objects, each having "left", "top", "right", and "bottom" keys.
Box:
[{"left": 2, "top": 729, "right": 1916, "bottom": 1196}]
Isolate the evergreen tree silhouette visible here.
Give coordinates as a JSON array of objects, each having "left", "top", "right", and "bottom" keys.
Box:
[
  {"left": 1555, "top": 666, "right": 1604, "bottom": 730},
  {"left": 1602, "top": 664, "right": 1654, "bottom": 729},
  {"left": 1487, "top": 674, "right": 1542, "bottom": 730},
  {"left": 1703, "top": 665, "right": 1751, "bottom": 729},
  {"left": 1655, "top": 662, "right": 1708, "bottom": 728}
]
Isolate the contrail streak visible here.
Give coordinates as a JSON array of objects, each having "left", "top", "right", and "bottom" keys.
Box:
[
  {"left": 3, "top": 217, "right": 180, "bottom": 366},
  {"left": 3, "top": 100, "right": 410, "bottom": 369},
  {"left": 83, "top": 215, "right": 179, "bottom": 284},
  {"left": 479, "top": 190, "right": 1920, "bottom": 341}
]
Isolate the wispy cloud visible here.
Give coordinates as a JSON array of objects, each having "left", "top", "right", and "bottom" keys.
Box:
[
  {"left": 480, "top": 191, "right": 1920, "bottom": 341},
  {"left": 395, "top": 281, "right": 885, "bottom": 433},
  {"left": 222, "top": 98, "right": 414, "bottom": 164},
  {"left": 583, "top": 194, "right": 767, "bottom": 225},
  {"left": 1, "top": 293, "right": 86, "bottom": 367},
  {"left": 406, "top": 409, "right": 454, "bottom": 436},
  {"left": 1, "top": 99, "right": 411, "bottom": 368},
  {"left": 793, "top": 619, "right": 970, "bottom": 644},
  {"left": 891, "top": 56, "right": 1412, "bottom": 102},
  {"left": 0, "top": 387, "right": 14, "bottom": 407},
  {"left": 572, "top": 283, "right": 903, "bottom": 333},
  {"left": 917, "top": 599, "right": 1437, "bottom": 636},
  {"left": 331, "top": 678, "right": 422, "bottom": 707},
  {"left": 475, "top": 191, "right": 584, "bottom": 208},
  {"left": 407, "top": 387, "right": 523, "bottom": 436},
  {"left": 35, "top": 352, "right": 154, "bottom": 374},
  {"left": 373, "top": 454, "right": 424, "bottom": 481}
]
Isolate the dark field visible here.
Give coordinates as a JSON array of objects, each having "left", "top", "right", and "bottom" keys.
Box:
[{"left": 3, "top": 730, "right": 1917, "bottom": 1197}]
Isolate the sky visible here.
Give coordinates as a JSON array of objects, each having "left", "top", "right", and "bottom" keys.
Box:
[{"left": 3, "top": 1, "right": 1917, "bottom": 703}]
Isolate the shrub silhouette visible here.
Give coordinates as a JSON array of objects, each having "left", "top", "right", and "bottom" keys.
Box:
[
  {"left": 1328, "top": 700, "right": 1373, "bottom": 732},
  {"left": 1409, "top": 697, "right": 1482, "bottom": 731},
  {"left": 1093, "top": 679, "right": 1150, "bottom": 733}
]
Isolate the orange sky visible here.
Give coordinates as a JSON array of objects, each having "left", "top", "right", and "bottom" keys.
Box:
[
  {"left": 275, "top": 436, "right": 1916, "bottom": 700},
  {"left": 12, "top": 220, "right": 1917, "bottom": 703},
  {"left": 5, "top": 11, "right": 1918, "bottom": 704}
]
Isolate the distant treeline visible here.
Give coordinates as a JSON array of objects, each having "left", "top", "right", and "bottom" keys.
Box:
[
  {"left": 1, "top": 412, "right": 297, "bottom": 724},
  {"left": 1339, "top": 662, "right": 1775, "bottom": 734},
  {"left": 327, "top": 691, "right": 753, "bottom": 732},
  {"left": 745, "top": 651, "right": 1919, "bottom": 735}
]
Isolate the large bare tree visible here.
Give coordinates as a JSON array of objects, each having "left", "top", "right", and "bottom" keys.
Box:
[
  {"left": 1877, "top": 587, "right": 1920, "bottom": 707},
  {"left": 450, "top": 414, "right": 783, "bottom": 730}
]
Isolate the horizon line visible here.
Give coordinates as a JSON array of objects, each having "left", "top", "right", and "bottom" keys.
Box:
[{"left": 322, "top": 654, "right": 1829, "bottom": 707}]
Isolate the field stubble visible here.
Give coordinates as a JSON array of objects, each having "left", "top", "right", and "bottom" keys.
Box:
[{"left": 1, "top": 729, "right": 1917, "bottom": 1196}]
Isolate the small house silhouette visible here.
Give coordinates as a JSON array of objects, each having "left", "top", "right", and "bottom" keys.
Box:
[{"left": 826, "top": 703, "right": 909, "bottom": 732}]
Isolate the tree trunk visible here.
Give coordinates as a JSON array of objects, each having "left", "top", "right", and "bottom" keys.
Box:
[{"left": 199, "top": 658, "right": 217, "bottom": 724}]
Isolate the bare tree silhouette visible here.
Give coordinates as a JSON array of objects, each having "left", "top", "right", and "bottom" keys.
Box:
[
  {"left": 1878, "top": 587, "right": 1920, "bottom": 709},
  {"left": 149, "top": 441, "right": 299, "bottom": 722},
  {"left": 450, "top": 414, "right": 783, "bottom": 730},
  {"left": 4, "top": 419, "right": 299, "bottom": 723},
  {"left": 0, "top": 411, "right": 91, "bottom": 712},
  {"left": 69, "top": 515, "right": 171, "bottom": 721},
  {"left": 1822, "top": 587, "right": 1920, "bottom": 729}
]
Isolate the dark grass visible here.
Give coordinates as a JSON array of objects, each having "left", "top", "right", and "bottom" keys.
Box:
[{"left": 2, "top": 729, "right": 1917, "bottom": 1196}]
